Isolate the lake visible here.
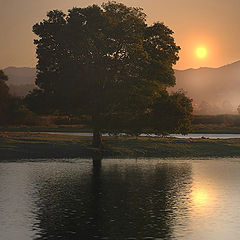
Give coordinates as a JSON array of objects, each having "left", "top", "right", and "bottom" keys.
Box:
[{"left": 1, "top": 158, "right": 240, "bottom": 240}]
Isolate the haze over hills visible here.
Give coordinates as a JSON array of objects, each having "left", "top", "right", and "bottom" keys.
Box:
[
  {"left": 3, "top": 61, "right": 240, "bottom": 114},
  {"left": 4, "top": 67, "right": 36, "bottom": 85},
  {"left": 3, "top": 67, "right": 36, "bottom": 97},
  {"left": 174, "top": 60, "right": 240, "bottom": 114}
]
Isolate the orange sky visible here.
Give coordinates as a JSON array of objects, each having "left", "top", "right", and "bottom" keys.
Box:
[{"left": 0, "top": 0, "right": 239, "bottom": 69}]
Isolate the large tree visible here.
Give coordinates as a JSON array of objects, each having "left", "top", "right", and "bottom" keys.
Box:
[{"left": 27, "top": 2, "right": 192, "bottom": 147}]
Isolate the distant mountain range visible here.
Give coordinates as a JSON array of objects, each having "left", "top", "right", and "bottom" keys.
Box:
[
  {"left": 4, "top": 67, "right": 36, "bottom": 85},
  {"left": 3, "top": 61, "right": 240, "bottom": 114},
  {"left": 174, "top": 60, "right": 240, "bottom": 114},
  {"left": 3, "top": 67, "right": 36, "bottom": 97}
]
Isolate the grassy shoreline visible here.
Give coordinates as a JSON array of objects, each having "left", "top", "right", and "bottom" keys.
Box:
[
  {"left": 1, "top": 132, "right": 240, "bottom": 160},
  {"left": 2, "top": 124, "right": 240, "bottom": 134}
]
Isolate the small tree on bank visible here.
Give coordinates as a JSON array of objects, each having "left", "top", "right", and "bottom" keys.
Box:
[{"left": 27, "top": 2, "right": 193, "bottom": 147}]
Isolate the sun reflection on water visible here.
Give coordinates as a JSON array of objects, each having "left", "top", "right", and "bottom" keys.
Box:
[
  {"left": 193, "top": 188, "right": 210, "bottom": 206},
  {"left": 190, "top": 183, "right": 216, "bottom": 215}
]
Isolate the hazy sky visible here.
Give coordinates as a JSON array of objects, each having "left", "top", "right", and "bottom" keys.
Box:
[{"left": 0, "top": 0, "right": 239, "bottom": 69}]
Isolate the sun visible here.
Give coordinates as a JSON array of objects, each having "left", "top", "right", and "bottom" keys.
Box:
[{"left": 196, "top": 47, "right": 207, "bottom": 59}]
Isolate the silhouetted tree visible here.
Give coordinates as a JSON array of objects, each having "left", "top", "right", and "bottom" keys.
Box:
[
  {"left": 27, "top": 2, "right": 192, "bottom": 147},
  {"left": 0, "top": 70, "right": 11, "bottom": 123},
  {"left": 149, "top": 91, "right": 193, "bottom": 135},
  {"left": 237, "top": 105, "right": 240, "bottom": 114},
  {"left": 0, "top": 70, "right": 8, "bottom": 81},
  {"left": 0, "top": 70, "right": 37, "bottom": 125}
]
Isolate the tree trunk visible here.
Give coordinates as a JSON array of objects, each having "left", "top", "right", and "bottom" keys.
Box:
[
  {"left": 92, "top": 151, "right": 102, "bottom": 171},
  {"left": 92, "top": 131, "right": 103, "bottom": 148}
]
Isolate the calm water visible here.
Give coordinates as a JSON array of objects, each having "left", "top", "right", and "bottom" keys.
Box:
[{"left": 1, "top": 158, "right": 240, "bottom": 240}]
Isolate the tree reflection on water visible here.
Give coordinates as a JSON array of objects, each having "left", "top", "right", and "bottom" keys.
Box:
[{"left": 32, "top": 159, "right": 192, "bottom": 240}]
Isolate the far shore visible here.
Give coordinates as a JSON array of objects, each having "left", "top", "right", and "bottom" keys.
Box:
[
  {"left": 1, "top": 132, "right": 240, "bottom": 160},
  {"left": 2, "top": 122, "right": 240, "bottom": 134}
]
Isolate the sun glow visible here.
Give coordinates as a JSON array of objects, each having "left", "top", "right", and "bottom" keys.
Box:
[
  {"left": 191, "top": 184, "right": 216, "bottom": 215},
  {"left": 196, "top": 47, "right": 207, "bottom": 59},
  {"left": 193, "top": 188, "right": 209, "bottom": 206}
]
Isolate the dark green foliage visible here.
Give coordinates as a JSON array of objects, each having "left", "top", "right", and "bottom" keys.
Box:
[
  {"left": 0, "top": 70, "right": 37, "bottom": 126},
  {"left": 5, "top": 98, "right": 38, "bottom": 125},
  {"left": 149, "top": 91, "right": 193, "bottom": 135},
  {"left": 25, "top": 89, "right": 54, "bottom": 114},
  {"left": 0, "top": 70, "right": 11, "bottom": 123},
  {"left": 28, "top": 2, "right": 192, "bottom": 146},
  {"left": 192, "top": 114, "right": 240, "bottom": 133},
  {"left": 0, "top": 70, "right": 8, "bottom": 81}
]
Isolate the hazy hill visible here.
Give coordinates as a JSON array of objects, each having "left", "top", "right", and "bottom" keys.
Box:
[
  {"left": 173, "top": 60, "right": 240, "bottom": 114},
  {"left": 3, "top": 67, "right": 36, "bottom": 96},
  {"left": 3, "top": 61, "right": 240, "bottom": 114},
  {"left": 4, "top": 67, "right": 36, "bottom": 85}
]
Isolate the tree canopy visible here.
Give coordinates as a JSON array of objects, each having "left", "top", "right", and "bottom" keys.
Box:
[
  {"left": 0, "top": 70, "right": 11, "bottom": 122},
  {"left": 0, "top": 70, "right": 8, "bottom": 82},
  {"left": 27, "top": 1, "right": 193, "bottom": 147}
]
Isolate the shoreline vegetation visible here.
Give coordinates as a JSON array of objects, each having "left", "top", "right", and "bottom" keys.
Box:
[
  {"left": 2, "top": 124, "right": 240, "bottom": 134},
  {"left": 2, "top": 114, "right": 240, "bottom": 134},
  {"left": 2, "top": 132, "right": 240, "bottom": 160}
]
